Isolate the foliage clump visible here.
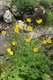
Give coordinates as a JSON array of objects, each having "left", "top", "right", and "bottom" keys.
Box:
[{"left": 1, "top": 37, "right": 52, "bottom": 80}]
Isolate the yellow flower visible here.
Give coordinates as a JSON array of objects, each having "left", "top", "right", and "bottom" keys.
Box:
[
  {"left": 33, "top": 47, "right": 39, "bottom": 53},
  {"left": 14, "top": 28, "right": 19, "bottom": 33},
  {"left": 1, "top": 30, "right": 6, "bottom": 35},
  {"left": 12, "top": 41, "right": 17, "bottom": 46},
  {"left": 7, "top": 48, "right": 11, "bottom": 53},
  {"left": 18, "top": 20, "right": 22, "bottom": 23},
  {"left": 43, "top": 73, "right": 50, "bottom": 78},
  {"left": 9, "top": 51, "right": 14, "bottom": 55},
  {"left": 46, "top": 38, "right": 52, "bottom": 44},
  {"left": 7, "top": 48, "right": 14, "bottom": 55},
  {"left": 36, "top": 19, "right": 43, "bottom": 24},
  {"left": 26, "top": 38, "right": 31, "bottom": 43},
  {"left": 27, "top": 26, "right": 33, "bottom": 32},
  {"left": 42, "top": 40, "right": 47, "bottom": 44},
  {"left": 14, "top": 25, "right": 19, "bottom": 33},
  {"left": 26, "top": 18, "right": 32, "bottom": 23}
]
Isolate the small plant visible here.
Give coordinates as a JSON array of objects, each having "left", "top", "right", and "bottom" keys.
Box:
[
  {"left": 46, "top": 10, "right": 53, "bottom": 25},
  {"left": 39, "top": 0, "right": 49, "bottom": 8},
  {"left": 11, "top": 0, "right": 34, "bottom": 14},
  {"left": 1, "top": 35, "right": 52, "bottom": 80}
]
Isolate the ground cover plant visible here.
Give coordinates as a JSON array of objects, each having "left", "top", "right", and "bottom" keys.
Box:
[
  {"left": 0, "top": 0, "right": 53, "bottom": 80},
  {"left": 0, "top": 32, "right": 53, "bottom": 80}
]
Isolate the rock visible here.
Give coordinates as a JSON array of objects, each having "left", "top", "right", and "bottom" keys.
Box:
[
  {"left": 27, "top": 31, "right": 41, "bottom": 39},
  {"left": 11, "top": 5, "right": 23, "bottom": 20},
  {"left": 4, "top": 0, "right": 11, "bottom": 7},
  {"left": 11, "top": 5, "right": 18, "bottom": 16},
  {"left": 34, "top": 6, "right": 46, "bottom": 15},
  {"left": 27, "top": 27, "right": 53, "bottom": 39},
  {"left": 46, "top": 27, "right": 53, "bottom": 34},
  {"left": 33, "top": 6, "right": 47, "bottom": 25},
  {"left": 0, "top": 0, "right": 12, "bottom": 22},
  {"left": 3, "top": 10, "right": 13, "bottom": 23},
  {"left": 0, "top": 0, "right": 6, "bottom": 20},
  {"left": 0, "top": 0, "right": 5, "bottom": 15}
]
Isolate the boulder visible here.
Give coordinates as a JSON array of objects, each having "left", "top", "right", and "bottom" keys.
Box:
[
  {"left": 0, "top": 0, "right": 12, "bottom": 21},
  {"left": 0, "top": 0, "right": 5, "bottom": 21},
  {"left": 3, "top": 10, "right": 13, "bottom": 23},
  {"left": 33, "top": 5, "right": 47, "bottom": 25},
  {"left": 27, "top": 31, "right": 42, "bottom": 39},
  {"left": 4, "top": 0, "right": 11, "bottom": 7}
]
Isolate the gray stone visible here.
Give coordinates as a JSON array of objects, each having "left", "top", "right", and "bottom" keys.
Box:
[
  {"left": 34, "top": 6, "right": 46, "bottom": 15},
  {"left": 0, "top": 0, "right": 12, "bottom": 21},
  {"left": 27, "top": 31, "right": 41, "bottom": 39},
  {"left": 46, "top": 27, "right": 53, "bottom": 34},
  {"left": 4, "top": 0, "right": 11, "bottom": 7},
  {"left": 0, "top": 0, "right": 5, "bottom": 16},
  {"left": 11, "top": 5, "right": 18, "bottom": 16},
  {"left": 3, "top": 10, "right": 13, "bottom": 23}
]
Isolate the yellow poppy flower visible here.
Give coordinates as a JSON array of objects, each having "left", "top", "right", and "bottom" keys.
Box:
[
  {"left": 46, "top": 38, "right": 52, "bottom": 44},
  {"left": 14, "top": 28, "right": 19, "bottom": 33},
  {"left": 1, "top": 30, "right": 6, "bottom": 35},
  {"left": 14, "top": 25, "right": 19, "bottom": 33},
  {"left": 27, "top": 26, "right": 33, "bottom": 32},
  {"left": 33, "top": 47, "right": 39, "bottom": 53},
  {"left": 7, "top": 48, "right": 14, "bottom": 55},
  {"left": 18, "top": 20, "right": 22, "bottom": 23},
  {"left": 7, "top": 48, "right": 11, "bottom": 53},
  {"left": 12, "top": 41, "right": 17, "bottom": 46},
  {"left": 9, "top": 51, "right": 14, "bottom": 55},
  {"left": 26, "top": 38, "right": 31, "bottom": 43},
  {"left": 26, "top": 18, "right": 32, "bottom": 23},
  {"left": 36, "top": 19, "right": 43, "bottom": 24},
  {"left": 42, "top": 40, "right": 47, "bottom": 44}
]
